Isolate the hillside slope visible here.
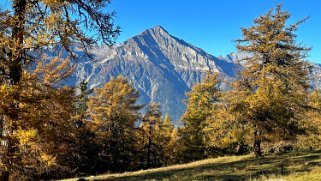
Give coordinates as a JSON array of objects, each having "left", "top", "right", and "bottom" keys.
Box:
[{"left": 63, "top": 151, "right": 321, "bottom": 181}]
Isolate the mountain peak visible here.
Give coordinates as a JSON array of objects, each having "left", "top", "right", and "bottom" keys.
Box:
[
  {"left": 143, "top": 25, "right": 170, "bottom": 37},
  {"left": 128, "top": 25, "right": 213, "bottom": 62},
  {"left": 125, "top": 25, "right": 175, "bottom": 52},
  {"left": 152, "top": 25, "right": 166, "bottom": 31}
]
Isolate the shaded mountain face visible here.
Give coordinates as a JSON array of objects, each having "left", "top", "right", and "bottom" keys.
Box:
[{"left": 74, "top": 26, "right": 320, "bottom": 124}]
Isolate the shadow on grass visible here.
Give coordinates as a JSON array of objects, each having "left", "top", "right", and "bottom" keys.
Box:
[{"left": 93, "top": 151, "right": 321, "bottom": 181}]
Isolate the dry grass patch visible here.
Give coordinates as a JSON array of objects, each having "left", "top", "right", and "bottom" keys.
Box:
[{"left": 61, "top": 151, "right": 321, "bottom": 181}]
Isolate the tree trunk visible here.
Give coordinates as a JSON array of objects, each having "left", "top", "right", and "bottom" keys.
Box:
[
  {"left": 9, "top": 0, "right": 26, "bottom": 84},
  {"left": 253, "top": 130, "right": 263, "bottom": 157},
  {"left": 111, "top": 124, "right": 119, "bottom": 171},
  {"left": 0, "top": 0, "right": 26, "bottom": 180},
  {"left": 147, "top": 124, "right": 152, "bottom": 168}
]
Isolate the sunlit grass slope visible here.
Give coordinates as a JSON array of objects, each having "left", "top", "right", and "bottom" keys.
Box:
[{"left": 62, "top": 151, "right": 321, "bottom": 181}]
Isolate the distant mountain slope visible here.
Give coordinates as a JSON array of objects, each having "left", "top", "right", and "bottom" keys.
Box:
[{"left": 74, "top": 26, "right": 320, "bottom": 123}]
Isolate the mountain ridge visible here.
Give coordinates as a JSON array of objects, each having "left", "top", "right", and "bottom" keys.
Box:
[{"left": 74, "top": 25, "right": 320, "bottom": 123}]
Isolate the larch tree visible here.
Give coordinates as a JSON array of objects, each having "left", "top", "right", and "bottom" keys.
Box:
[
  {"left": 203, "top": 88, "right": 252, "bottom": 155},
  {"left": 163, "top": 113, "right": 174, "bottom": 135},
  {"left": 179, "top": 72, "right": 221, "bottom": 161},
  {"left": 87, "top": 75, "right": 141, "bottom": 172},
  {"left": 297, "top": 90, "right": 321, "bottom": 150},
  {"left": 141, "top": 102, "right": 163, "bottom": 168},
  {"left": 162, "top": 113, "right": 178, "bottom": 165},
  {"left": 0, "top": 0, "right": 119, "bottom": 85},
  {"left": 232, "top": 4, "right": 311, "bottom": 157},
  {"left": 0, "top": 0, "right": 119, "bottom": 179},
  {"left": 0, "top": 57, "right": 77, "bottom": 179}
]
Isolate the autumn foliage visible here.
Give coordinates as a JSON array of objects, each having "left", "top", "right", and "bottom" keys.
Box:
[{"left": 0, "top": 2, "right": 321, "bottom": 180}]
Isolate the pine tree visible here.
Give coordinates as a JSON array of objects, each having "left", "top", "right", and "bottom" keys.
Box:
[
  {"left": 179, "top": 72, "right": 221, "bottom": 161},
  {"left": 63, "top": 80, "right": 98, "bottom": 176},
  {"left": 87, "top": 75, "right": 141, "bottom": 172},
  {"left": 231, "top": 5, "right": 311, "bottom": 157},
  {"left": 75, "top": 80, "right": 93, "bottom": 127}
]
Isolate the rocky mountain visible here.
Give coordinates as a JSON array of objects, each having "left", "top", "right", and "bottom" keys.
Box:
[{"left": 73, "top": 25, "right": 320, "bottom": 124}]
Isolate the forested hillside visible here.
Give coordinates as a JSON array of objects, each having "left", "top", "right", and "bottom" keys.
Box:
[{"left": 0, "top": 1, "right": 321, "bottom": 181}]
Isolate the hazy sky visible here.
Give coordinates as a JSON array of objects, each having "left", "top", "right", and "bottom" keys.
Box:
[{"left": 108, "top": 0, "right": 321, "bottom": 63}]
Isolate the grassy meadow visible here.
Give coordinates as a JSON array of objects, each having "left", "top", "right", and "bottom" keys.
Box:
[{"left": 62, "top": 151, "right": 321, "bottom": 181}]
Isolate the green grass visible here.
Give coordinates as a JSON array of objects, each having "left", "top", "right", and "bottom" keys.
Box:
[{"left": 61, "top": 151, "right": 321, "bottom": 181}]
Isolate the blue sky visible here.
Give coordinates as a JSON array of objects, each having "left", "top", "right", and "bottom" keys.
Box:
[{"left": 108, "top": 0, "right": 321, "bottom": 63}]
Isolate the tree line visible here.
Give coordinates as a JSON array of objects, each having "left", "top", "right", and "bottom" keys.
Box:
[{"left": 1, "top": 1, "right": 321, "bottom": 180}]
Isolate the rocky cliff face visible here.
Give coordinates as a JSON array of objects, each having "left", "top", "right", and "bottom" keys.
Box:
[{"left": 74, "top": 25, "right": 320, "bottom": 124}]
